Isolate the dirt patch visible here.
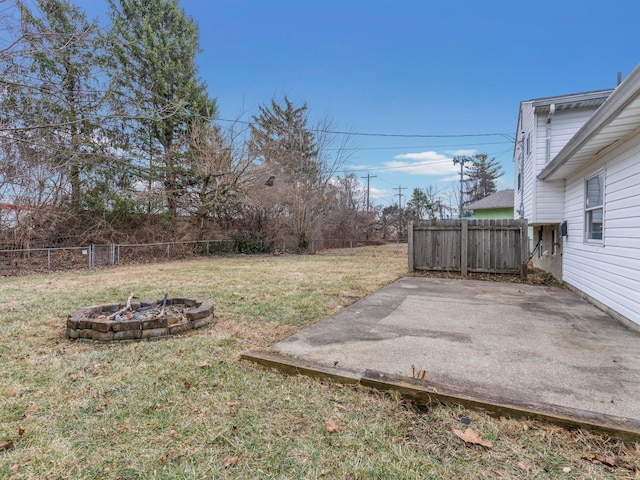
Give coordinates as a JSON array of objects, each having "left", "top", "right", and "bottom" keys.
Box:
[{"left": 410, "top": 266, "right": 563, "bottom": 286}]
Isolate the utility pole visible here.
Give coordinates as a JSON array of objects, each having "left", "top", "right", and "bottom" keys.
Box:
[
  {"left": 436, "top": 196, "right": 443, "bottom": 220},
  {"left": 453, "top": 156, "right": 472, "bottom": 219},
  {"left": 395, "top": 185, "right": 407, "bottom": 242},
  {"left": 361, "top": 173, "right": 377, "bottom": 213}
]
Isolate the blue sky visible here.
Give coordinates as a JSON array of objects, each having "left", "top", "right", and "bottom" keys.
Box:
[{"left": 82, "top": 0, "right": 639, "bottom": 208}]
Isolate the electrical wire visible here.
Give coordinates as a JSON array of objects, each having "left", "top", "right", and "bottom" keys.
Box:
[{"left": 213, "top": 117, "right": 514, "bottom": 141}]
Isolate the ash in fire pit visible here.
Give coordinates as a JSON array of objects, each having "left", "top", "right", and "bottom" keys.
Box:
[{"left": 67, "top": 293, "right": 215, "bottom": 342}]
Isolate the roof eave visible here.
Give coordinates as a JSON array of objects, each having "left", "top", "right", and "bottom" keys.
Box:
[{"left": 539, "top": 65, "right": 640, "bottom": 181}]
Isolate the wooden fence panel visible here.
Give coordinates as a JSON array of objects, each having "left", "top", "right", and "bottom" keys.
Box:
[{"left": 410, "top": 219, "right": 528, "bottom": 278}]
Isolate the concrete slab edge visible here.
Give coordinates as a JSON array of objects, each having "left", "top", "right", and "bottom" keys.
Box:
[
  {"left": 241, "top": 349, "right": 640, "bottom": 442},
  {"left": 362, "top": 370, "right": 640, "bottom": 442}
]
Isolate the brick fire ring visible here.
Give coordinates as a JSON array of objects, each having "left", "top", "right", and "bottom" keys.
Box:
[{"left": 67, "top": 297, "right": 215, "bottom": 342}]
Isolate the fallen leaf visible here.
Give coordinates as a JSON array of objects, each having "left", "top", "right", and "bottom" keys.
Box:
[
  {"left": 0, "top": 440, "right": 14, "bottom": 451},
  {"left": 184, "top": 381, "right": 192, "bottom": 389},
  {"left": 10, "top": 464, "right": 20, "bottom": 473},
  {"left": 18, "top": 428, "right": 24, "bottom": 437},
  {"left": 198, "top": 362, "right": 210, "bottom": 368},
  {"left": 103, "top": 466, "right": 110, "bottom": 473},
  {"left": 224, "top": 456, "right": 239, "bottom": 468},
  {"left": 517, "top": 461, "right": 531, "bottom": 472},
  {"left": 325, "top": 420, "right": 340, "bottom": 433},
  {"left": 581, "top": 455, "right": 617, "bottom": 467},
  {"left": 160, "top": 456, "right": 167, "bottom": 464},
  {"left": 452, "top": 427, "right": 493, "bottom": 448}
]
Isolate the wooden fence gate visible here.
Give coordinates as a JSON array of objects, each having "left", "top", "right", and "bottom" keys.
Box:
[{"left": 408, "top": 219, "right": 529, "bottom": 278}]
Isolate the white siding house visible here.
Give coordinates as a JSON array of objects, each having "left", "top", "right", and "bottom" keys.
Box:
[
  {"left": 519, "top": 64, "right": 640, "bottom": 328},
  {"left": 513, "top": 89, "right": 612, "bottom": 278}
]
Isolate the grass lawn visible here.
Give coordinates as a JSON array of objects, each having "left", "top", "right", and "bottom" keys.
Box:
[{"left": 1, "top": 244, "right": 638, "bottom": 479}]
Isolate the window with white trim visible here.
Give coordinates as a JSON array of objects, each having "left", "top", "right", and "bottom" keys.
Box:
[{"left": 585, "top": 172, "right": 604, "bottom": 241}]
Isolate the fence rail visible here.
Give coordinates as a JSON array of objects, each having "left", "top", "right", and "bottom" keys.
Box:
[
  {"left": 408, "top": 219, "right": 529, "bottom": 278},
  {"left": 0, "top": 238, "right": 384, "bottom": 274},
  {"left": 0, "top": 240, "right": 234, "bottom": 273}
]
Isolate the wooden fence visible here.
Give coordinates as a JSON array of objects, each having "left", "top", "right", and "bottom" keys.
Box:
[{"left": 408, "top": 219, "right": 529, "bottom": 278}]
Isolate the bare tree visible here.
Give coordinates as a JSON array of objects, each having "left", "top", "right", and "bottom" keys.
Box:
[{"left": 181, "top": 120, "right": 255, "bottom": 239}]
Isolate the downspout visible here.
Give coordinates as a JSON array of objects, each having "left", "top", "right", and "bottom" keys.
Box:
[
  {"left": 518, "top": 131, "right": 525, "bottom": 219},
  {"left": 545, "top": 103, "right": 555, "bottom": 164}
]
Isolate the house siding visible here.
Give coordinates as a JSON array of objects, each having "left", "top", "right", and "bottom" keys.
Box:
[
  {"left": 514, "top": 103, "right": 535, "bottom": 221},
  {"left": 546, "top": 109, "right": 595, "bottom": 160},
  {"left": 562, "top": 135, "right": 640, "bottom": 325},
  {"left": 531, "top": 108, "right": 598, "bottom": 224}
]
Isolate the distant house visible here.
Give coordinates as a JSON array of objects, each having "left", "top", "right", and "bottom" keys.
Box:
[
  {"left": 466, "top": 189, "right": 514, "bottom": 219},
  {"left": 515, "top": 65, "right": 640, "bottom": 328}
]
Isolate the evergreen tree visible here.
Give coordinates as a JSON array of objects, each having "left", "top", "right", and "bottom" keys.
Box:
[
  {"left": 249, "top": 96, "right": 319, "bottom": 185},
  {"left": 249, "top": 96, "right": 320, "bottom": 251},
  {"left": 405, "top": 188, "right": 436, "bottom": 221},
  {"left": 107, "top": 0, "right": 216, "bottom": 218},
  {"left": 3, "top": 0, "right": 106, "bottom": 209},
  {"left": 463, "top": 153, "right": 504, "bottom": 204}
]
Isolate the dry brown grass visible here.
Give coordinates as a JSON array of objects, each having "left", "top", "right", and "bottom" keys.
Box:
[{"left": 1, "top": 245, "right": 639, "bottom": 479}]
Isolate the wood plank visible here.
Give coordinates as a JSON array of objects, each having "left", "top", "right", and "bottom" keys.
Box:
[
  {"left": 241, "top": 350, "right": 360, "bottom": 385},
  {"left": 408, "top": 221, "right": 414, "bottom": 272},
  {"left": 520, "top": 219, "right": 528, "bottom": 279},
  {"left": 461, "top": 220, "right": 468, "bottom": 275},
  {"left": 361, "top": 370, "right": 640, "bottom": 441}
]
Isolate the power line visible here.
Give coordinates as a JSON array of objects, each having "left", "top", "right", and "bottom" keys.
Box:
[
  {"left": 213, "top": 117, "right": 513, "bottom": 141},
  {"left": 342, "top": 158, "right": 452, "bottom": 173},
  {"left": 327, "top": 140, "right": 513, "bottom": 151}
]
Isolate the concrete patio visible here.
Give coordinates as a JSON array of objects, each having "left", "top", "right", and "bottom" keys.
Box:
[{"left": 243, "top": 277, "right": 640, "bottom": 439}]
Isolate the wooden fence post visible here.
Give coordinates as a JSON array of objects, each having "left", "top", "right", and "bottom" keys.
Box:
[
  {"left": 408, "top": 222, "right": 414, "bottom": 272},
  {"left": 520, "top": 219, "right": 529, "bottom": 279},
  {"left": 461, "top": 220, "right": 468, "bottom": 275}
]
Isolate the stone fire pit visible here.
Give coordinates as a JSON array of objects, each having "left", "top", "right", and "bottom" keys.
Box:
[{"left": 67, "top": 297, "right": 215, "bottom": 342}]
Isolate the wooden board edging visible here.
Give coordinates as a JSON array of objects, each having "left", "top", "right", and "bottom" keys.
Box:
[
  {"left": 241, "top": 350, "right": 640, "bottom": 441},
  {"left": 240, "top": 350, "right": 361, "bottom": 385},
  {"left": 361, "top": 370, "right": 640, "bottom": 442}
]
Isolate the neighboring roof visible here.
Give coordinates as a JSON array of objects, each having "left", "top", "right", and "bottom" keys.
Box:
[
  {"left": 466, "top": 189, "right": 514, "bottom": 210},
  {"left": 539, "top": 64, "right": 640, "bottom": 181}
]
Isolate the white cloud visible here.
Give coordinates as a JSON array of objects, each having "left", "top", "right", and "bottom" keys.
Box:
[
  {"left": 439, "top": 175, "right": 461, "bottom": 183},
  {"left": 387, "top": 151, "right": 458, "bottom": 176},
  {"left": 445, "top": 149, "right": 478, "bottom": 157},
  {"left": 369, "top": 186, "right": 387, "bottom": 200}
]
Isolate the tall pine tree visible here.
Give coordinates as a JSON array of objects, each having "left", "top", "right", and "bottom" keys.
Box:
[
  {"left": 463, "top": 153, "right": 504, "bottom": 204},
  {"left": 107, "top": 0, "right": 216, "bottom": 218},
  {"left": 249, "top": 96, "right": 320, "bottom": 251},
  {"left": 4, "top": 0, "right": 106, "bottom": 209}
]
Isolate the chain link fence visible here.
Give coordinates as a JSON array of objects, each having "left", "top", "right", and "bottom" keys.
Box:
[
  {"left": 0, "top": 238, "right": 392, "bottom": 275},
  {"left": 0, "top": 240, "right": 234, "bottom": 275}
]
